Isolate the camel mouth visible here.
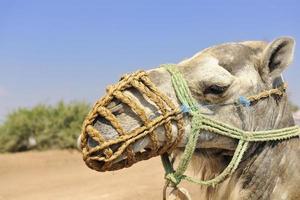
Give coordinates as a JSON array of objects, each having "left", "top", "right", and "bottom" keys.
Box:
[
  {"left": 84, "top": 93, "right": 238, "bottom": 171},
  {"left": 194, "top": 147, "right": 235, "bottom": 157},
  {"left": 86, "top": 118, "right": 237, "bottom": 165}
]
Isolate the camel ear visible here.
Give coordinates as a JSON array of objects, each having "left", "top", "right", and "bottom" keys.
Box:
[{"left": 261, "top": 37, "right": 295, "bottom": 82}]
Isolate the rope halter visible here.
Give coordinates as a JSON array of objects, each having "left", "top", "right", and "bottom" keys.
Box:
[{"left": 161, "top": 64, "right": 299, "bottom": 190}]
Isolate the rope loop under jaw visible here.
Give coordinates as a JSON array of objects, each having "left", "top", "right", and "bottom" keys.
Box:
[{"left": 161, "top": 64, "right": 299, "bottom": 190}]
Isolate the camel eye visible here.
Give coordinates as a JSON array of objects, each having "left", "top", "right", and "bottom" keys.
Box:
[{"left": 204, "top": 84, "right": 229, "bottom": 95}]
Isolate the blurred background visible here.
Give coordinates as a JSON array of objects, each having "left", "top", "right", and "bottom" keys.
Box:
[{"left": 0, "top": 1, "right": 299, "bottom": 200}]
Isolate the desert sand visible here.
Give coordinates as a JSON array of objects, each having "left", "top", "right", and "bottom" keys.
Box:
[{"left": 0, "top": 150, "right": 167, "bottom": 200}]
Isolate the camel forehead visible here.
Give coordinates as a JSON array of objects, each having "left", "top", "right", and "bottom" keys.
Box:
[{"left": 181, "top": 42, "right": 263, "bottom": 74}]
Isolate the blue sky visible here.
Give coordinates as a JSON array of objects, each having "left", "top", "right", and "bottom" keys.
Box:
[{"left": 0, "top": 0, "right": 299, "bottom": 122}]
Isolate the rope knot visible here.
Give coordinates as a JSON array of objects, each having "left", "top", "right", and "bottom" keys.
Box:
[
  {"left": 190, "top": 111, "right": 204, "bottom": 130},
  {"left": 165, "top": 173, "right": 182, "bottom": 186},
  {"left": 242, "top": 131, "right": 254, "bottom": 141}
]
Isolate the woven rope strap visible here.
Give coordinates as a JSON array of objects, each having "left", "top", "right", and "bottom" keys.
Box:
[{"left": 162, "top": 64, "right": 300, "bottom": 188}]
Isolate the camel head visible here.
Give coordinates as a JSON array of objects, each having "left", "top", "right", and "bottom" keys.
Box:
[{"left": 81, "top": 37, "right": 296, "bottom": 171}]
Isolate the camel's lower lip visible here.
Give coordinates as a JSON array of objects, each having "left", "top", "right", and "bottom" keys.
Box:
[{"left": 194, "top": 148, "right": 235, "bottom": 156}]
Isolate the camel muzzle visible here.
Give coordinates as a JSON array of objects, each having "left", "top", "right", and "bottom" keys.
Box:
[{"left": 80, "top": 70, "right": 184, "bottom": 172}]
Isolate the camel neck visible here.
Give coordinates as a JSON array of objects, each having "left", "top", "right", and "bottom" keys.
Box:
[
  {"left": 237, "top": 136, "right": 298, "bottom": 199},
  {"left": 236, "top": 97, "right": 298, "bottom": 199}
]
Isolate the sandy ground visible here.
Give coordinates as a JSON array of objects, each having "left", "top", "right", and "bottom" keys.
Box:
[{"left": 0, "top": 150, "right": 168, "bottom": 200}]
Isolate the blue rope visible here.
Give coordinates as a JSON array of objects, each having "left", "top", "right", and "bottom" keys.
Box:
[{"left": 238, "top": 96, "right": 251, "bottom": 107}]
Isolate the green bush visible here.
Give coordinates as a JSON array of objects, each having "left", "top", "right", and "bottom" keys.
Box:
[{"left": 0, "top": 101, "right": 90, "bottom": 153}]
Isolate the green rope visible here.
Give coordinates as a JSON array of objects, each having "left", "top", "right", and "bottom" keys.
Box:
[{"left": 162, "top": 64, "right": 300, "bottom": 187}]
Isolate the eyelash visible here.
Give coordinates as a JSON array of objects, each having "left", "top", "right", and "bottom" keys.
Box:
[{"left": 204, "top": 85, "right": 229, "bottom": 95}]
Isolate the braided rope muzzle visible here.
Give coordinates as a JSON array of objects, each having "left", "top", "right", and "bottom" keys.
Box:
[{"left": 80, "top": 70, "right": 184, "bottom": 172}]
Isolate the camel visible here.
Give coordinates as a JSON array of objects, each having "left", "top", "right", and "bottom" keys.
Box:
[{"left": 81, "top": 36, "right": 300, "bottom": 200}]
